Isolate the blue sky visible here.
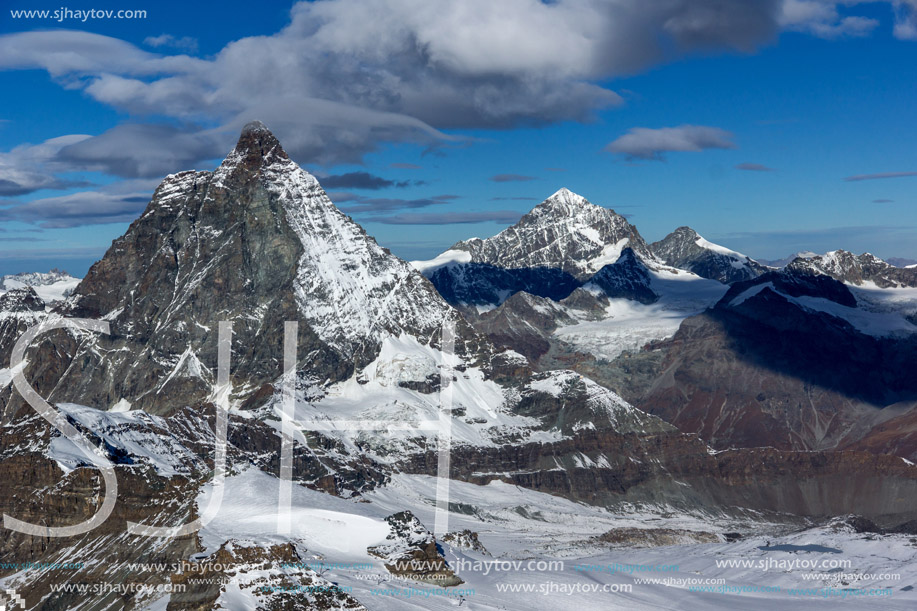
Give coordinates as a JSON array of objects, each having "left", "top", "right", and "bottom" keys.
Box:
[{"left": 1, "top": 0, "right": 916, "bottom": 276}]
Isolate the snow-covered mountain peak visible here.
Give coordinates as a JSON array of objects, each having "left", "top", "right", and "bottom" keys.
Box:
[
  {"left": 531, "top": 187, "right": 611, "bottom": 220},
  {"left": 45, "top": 122, "right": 467, "bottom": 413},
  {"left": 538, "top": 187, "right": 589, "bottom": 208},
  {"left": 444, "top": 188, "right": 653, "bottom": 280},
  {"left": 650, "top": 226, "right": 765, "bottom": 284},
  {"left": 0, "top": 269, "right": 80, "bottom": 303}
]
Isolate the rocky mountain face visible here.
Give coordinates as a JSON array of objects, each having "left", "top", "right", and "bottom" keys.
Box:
[
  {"left": 577, "top": 263, "right": 917, "bottom": 455},
  {"left": 0, "top": 288, "right": 47, "bottom": 370},
  {"left": 786, "top": 249, "right": 917, "bottom": 288},
  {"left": 650, "top": 226, "right": 767, "bottom": 284},
  {"left": 448, "top": 188, "right": 654, "bottom": 280},
  {"left": 586, "top": 248, "right": 658, "bottom": 304},
  {"left": 2, "top": 121, "right": 478, "bottom": 417},
  {"left": 426, "top": 262, "right": 580, "bottom": 309}
]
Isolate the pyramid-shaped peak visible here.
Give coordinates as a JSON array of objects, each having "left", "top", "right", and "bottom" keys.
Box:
[
  {"left": 227, "top": 120, "right": 289, "bottom": 171},
  {"left": 242, "top": 119, "right": 271, "bottom": 135},
  {"left": 545, "top": 187, "right": 589, "bottom": 205},
  {"left": 672, "top": 226, "right": 699, "bottom": 237}
]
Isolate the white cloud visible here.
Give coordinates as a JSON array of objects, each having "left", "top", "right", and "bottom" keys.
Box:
[
  {"left": 0, "top": 134, "right": 92, "bottom": 195},
  {"left": 0, "top": 0, "right": 910, "bottom": 179},
  {"left": 605, "top": 125, "right": 736, "bottom": 161},
  {"left": 0, "top": 0, "right": 790, "bottom": 170}
]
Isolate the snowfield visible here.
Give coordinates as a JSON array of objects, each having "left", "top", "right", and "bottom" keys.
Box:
[
  {"left": 189, "top": 470, "right": 917, "bottom": 610},
  {"left": 555, "top": 267, "right": 728, "bottom": 360},
  {"left": 0, "top": 270, "right": 81, "bottom": 303}
]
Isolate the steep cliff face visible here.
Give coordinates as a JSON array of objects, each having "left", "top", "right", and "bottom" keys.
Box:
[{"left": 0, "top": 288, "right": 46, "bottom": 370}]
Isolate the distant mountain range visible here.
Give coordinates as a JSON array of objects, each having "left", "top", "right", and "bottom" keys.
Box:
[{"left": 414, "top": 187, "right": 917, "bottom": 457}]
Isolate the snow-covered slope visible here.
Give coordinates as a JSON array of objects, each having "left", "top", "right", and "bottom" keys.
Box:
[
  {"left": 186, "top": 470, "right": 917, "bottom": 611},
  {"left": 556, "top": 260, "right": 729, "bottom": 360},
  {"left": 0, "top": 269, "right": 80, "bottom": 303},
  {"left": 727, "top": 281, "right": 917, "bottom": 338}
]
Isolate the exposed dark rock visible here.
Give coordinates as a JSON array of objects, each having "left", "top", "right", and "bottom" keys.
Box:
[
  {"left": 368, "top": 511, "right": 463, "bottom": 586},
  {"left": 650, "top": 226, "right": 765, "bottom": 284}
]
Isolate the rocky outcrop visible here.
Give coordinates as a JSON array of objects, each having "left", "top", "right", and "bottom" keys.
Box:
[
  {"left": 587, "top": 248, "right": 658, "bottom": 304},
  {"left": 595, "top": 528, "right": 720, "bottom": 547},
  {"left": 168, "top": 542, "right": 365, "bottom": 610},
  {"left": 441, "top": 530, "right": 489, "bottom": 555},
  {"left": 368, "top": 512, "right": 462, "bottom": 586}
]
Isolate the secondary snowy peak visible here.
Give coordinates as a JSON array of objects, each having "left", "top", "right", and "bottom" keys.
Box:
[
  {"left": 447, "top": 188, "right": 653, "bottom": 280},
  {"left": 786, "top": 250, "right": 917, "bottom": 288},
  {"left": 650, "top": 226, "right": 766, "bottom": 284},
  {"left": 32, "top": 121, "right": 463, "bottom": 414},
  {"left": 0, "top": 269, "right": 80, "bottom": 303}
]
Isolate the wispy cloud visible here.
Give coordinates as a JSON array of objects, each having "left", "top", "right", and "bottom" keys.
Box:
[
  {"left": 736, "top": 162, "right": 775, "bottom": 172},
  {"left": 844, "top": 171, "right": 917, "bottom": 182},
  {"left": 779, "top": 1, "right": 890, "bottom": 39},
  {"left": 0, "top": 179, "right": 157, "bottom": 228},
  {"left": 0, "top": 245, "right": 107, "bottom": 260},
  {"left": 389, "top": 162, "right": 422, "bottom": 170},
  {"left": 338, "top": 193, "right": 458, "bottom": 214},
  {"left": 318, "top": 171, "right": 417, "bottom": 190},
  {"left": 364, "top": 210, "right": 522, "bottom": 225},
  {"left": 490, "top": 174, "right": 536, "bottom": 183},
  {"left": 0, "top": 134, "right": 94, "bottom": 195},
  {"left": 605, "top": 125, "right": 735, "bottom": 161}
]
